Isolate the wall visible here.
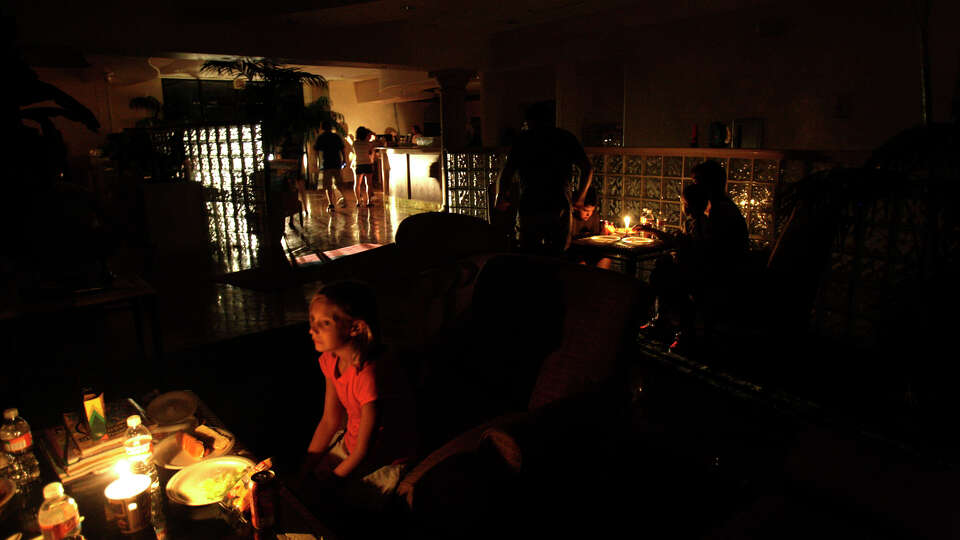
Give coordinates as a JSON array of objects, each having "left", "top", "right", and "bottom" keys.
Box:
[
  {"left": 622, "top": 0, "right": 957, "bottom": 151},
  {"left": 111, "top": 78, "right": 164, "bottom": 131},
  {"left": 395, "top": 101, "right": 433, "bottom": 136},
  {"left": 28, "top": 67, "right": 162, "bottom": 161},
  {"left": 31, "top": 68, "right": 111, "bottom": 161},
  {"left": 480, "top": 65, "right": 555, "bottom": 147},
  {"left": 557, "top": 60, "right": 623, "bottom": 145},
  {"left": 323, "top": 80, "right": 398, "bottom": 136}
]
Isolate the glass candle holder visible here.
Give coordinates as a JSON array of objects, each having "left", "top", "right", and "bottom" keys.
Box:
[{"left": 104, "top": 474, "right": 151, "bottom": 534}]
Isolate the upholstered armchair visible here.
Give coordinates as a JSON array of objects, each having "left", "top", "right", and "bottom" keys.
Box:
[{"left": 396, "top": 254, "right": 651, "bottom": 535}]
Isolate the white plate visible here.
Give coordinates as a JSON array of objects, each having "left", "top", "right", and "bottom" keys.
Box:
[
  {"left": 0, "top": 478, "right": 16, "bottom": 511},
  {"left": 620, "top": 236, "right": 655, "bottom": 245},
  {"left": 153, "top": 427, "right": 236, "bottom": 470},
  {"left": 147, "top": 391, "right": 199, "bottom": 425},
  {"left": 165, "top": 455, "right": 254, "bottom": 506},
  {"left": 585, "top": 235, "right": 621, "bottom": 243}
]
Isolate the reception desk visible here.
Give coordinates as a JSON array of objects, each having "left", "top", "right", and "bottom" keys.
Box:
[{"left": 377, "top": 147, "right": 443, "bottom": 205}]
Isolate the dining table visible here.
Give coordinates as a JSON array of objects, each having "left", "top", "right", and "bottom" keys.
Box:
[
  {"left": 0, "top": 390, "right": 336, "bottom": 540},
  {"left": 568, "top": 232, "right": 669, "bottom": 277}
]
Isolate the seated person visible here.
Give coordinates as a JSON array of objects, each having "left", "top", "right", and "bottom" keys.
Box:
[
  {"left": 638, "top": 162, "right": 749, "bottom": 351},
  {"left": 567, "top": 187, "right": 611, "bottom": 269},
  {"left": 297, "top": 281, "right": 417, "bottom": 513},
  {"left": 636, "top": 182, "right": 710, "bottom": 350}
]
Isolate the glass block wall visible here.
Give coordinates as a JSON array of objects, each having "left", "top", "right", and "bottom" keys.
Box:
[
  {"left": 588, "top": 148, "right": 792, "bottom": 248},
  {"left": 180, "top": 124, "right": 266, "bottom": 273},
  {"left": 442, "top": 147, "right": 826, "bottom": 251},
  {"left": 444, "top": 151, "right": 506, "bottom": 220}
]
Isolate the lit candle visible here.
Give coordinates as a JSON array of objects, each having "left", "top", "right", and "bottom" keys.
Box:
[
  {"left": 623, "top": 216, "right": 631, "bottom": 231},
  {"left": 104, "top": 474, "right": 150, "bottom": 500},
  {"left": 105, "top": 473, "right": 152, "bottom": 534}
]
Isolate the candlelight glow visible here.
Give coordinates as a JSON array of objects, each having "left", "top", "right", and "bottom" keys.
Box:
[
  {"left": 113, "top": 458, "right": 132, "bottom": 478},
  {"left": 624, "top": 216, "right": 631, "bottom": 230},
  {"left": 105, "top": 474, "right": 150, "bottom": 500}
]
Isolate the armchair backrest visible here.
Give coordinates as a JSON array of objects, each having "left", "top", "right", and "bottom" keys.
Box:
[
  {"left": 396, "top": 211, "right": 508, "bottom": 265},
  {"left": 469, "top": 254, "right": 650, "bottom": 412},
  {"left": 525, "top": 260, "right": 650, "bottom": 410}
]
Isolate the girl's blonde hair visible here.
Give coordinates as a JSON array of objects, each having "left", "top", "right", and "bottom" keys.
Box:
[{"left": 312, "top": 280, "right": 380, "bottom": 368}]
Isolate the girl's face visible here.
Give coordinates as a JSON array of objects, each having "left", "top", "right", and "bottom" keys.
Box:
[{"left": 309, "top": 295, "right": 355, "bottom": 355}]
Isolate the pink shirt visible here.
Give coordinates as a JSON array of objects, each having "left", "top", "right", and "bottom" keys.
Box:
[
  {"left": 318, "top": 351, "right": 416, "bottom": 465},
  {"left": 319, "top": 352, "right": 378, "bottom": 454}
]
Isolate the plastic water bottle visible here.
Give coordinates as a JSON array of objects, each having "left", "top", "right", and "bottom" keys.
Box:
[
  {"left": 0, "top": 408, "right": 41, "bottom": 483},
  {"left": 124, "top": 415, "right": 158, "bottom": 490},
  {"left": 37, "top": 482, "right": 82, "bottom": 540}
]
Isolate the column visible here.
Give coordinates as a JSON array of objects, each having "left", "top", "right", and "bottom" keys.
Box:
[
  {"left": 431, "top": 68, "right": 475, "bottom": 153},
  {"left": 480, "top": 70, "right": 504, "bottom": 148}
]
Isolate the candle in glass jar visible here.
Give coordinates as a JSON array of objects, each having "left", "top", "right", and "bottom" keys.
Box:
[
  {"left": 104, "top": 474, "right": 150, "bottom": 500},
  {"left": 104, "top": 474, "right": 151, "bottom": 534}
]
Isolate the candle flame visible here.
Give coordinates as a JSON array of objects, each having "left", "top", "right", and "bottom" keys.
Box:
[
  {"left": 623, "top": 216, "right": 631, "bottom": 229},
  {"left": 113, "top": 458, "right": 133, "bottom": 479}
]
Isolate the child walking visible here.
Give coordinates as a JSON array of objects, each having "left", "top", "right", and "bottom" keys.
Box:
[
  {"left": 298, "top": 280, "right": 416, "bottom": 511},
  {"left": 353, "top": 127, "right": 376, "bottom": 207}
]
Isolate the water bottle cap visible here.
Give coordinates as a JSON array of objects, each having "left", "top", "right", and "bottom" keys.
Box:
[
  {"left": 43, "top": 482, "right": 64, "bottom": 499},
  {"left": 2, "top": 409, "right": 16, "bottom": 420},
  {"left": 126, "top": 415, "right": 142, "bottom": 428}
]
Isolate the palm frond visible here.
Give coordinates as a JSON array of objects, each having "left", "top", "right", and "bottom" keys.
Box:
[
  {"left": 200, "top": 57, "right": 328, "bottom": 88},
  {"left": 17, "top": 79, "right": 100, "bottom": 133},
  {"left": 20, "top": 106, "right": 101, "bottom": 135}
]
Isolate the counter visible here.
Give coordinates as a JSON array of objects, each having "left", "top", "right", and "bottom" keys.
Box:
[{"left": 376, "top": 147, "right": 443, "bottom": 205}]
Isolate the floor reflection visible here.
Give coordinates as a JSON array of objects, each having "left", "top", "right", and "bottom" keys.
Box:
[
  {"left": 155, "top": 189, "right": 436, "bottom": 353},
  {"left": 280, "top": 190, "right": 428, "bottom": 265}
]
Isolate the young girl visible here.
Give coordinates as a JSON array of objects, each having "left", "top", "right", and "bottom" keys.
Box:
[
  {"left": 299, "top": 280, "right": 416, "bottom": 509},
  {"left": 353, "top": 127, "right": 376, "bottom": 207}
]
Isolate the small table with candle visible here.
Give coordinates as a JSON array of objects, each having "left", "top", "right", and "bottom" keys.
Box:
[
  {"left": 0, "top": 391, "right": 336, "bottom": 540},
  {"left": 569, "top": 222, "right": 669, "bottom": 278}
]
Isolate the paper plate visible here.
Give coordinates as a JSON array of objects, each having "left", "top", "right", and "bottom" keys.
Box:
[
  {"left": 621, "top": 236, "right": 655, "bottom": 245},
  {"left": 165, "top": 455, "right": 254, "bottom": 506},
  {"left": 153, "top": 427, "right": 236, "bottom": 470},
  {"left": 0, "top": 478, "right": 16, "bottom": 511},
  {"left": 147, "top": 391, "right": 199, "bottom": 425},
  {"left": 585, "top": 235, "right": 620, "bottom": 243}
]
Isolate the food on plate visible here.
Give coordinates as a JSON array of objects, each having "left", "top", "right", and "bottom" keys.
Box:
[
  {"left": 221, "top": 457, "right": 273, "bottom": 513},
  {"left": 179, "top": 429, "right": 215, "bottom": 459},
  {"left": 196, "top": 425, "right": 230, "bottom": 451},
  {"left": 194, "top": 469, "right": 245, "bottom": 503}
]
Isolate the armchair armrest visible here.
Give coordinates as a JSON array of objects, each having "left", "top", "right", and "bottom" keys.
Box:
[{"left": 397, "top": 411, "right": 528, "bottom": 509}]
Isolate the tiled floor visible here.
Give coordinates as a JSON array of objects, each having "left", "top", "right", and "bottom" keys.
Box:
[{"left": 156, "top": 189, "right": 439, "bottom": 353}]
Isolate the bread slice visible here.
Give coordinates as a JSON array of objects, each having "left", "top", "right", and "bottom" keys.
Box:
[{"left": 194, "top": 425, "right": 229, "bottom": 451}]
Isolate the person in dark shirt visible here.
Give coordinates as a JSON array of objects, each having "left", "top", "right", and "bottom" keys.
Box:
[
  {"left": 313, "top": 121, "right": 346, "bottom": 211},
  {"left": 638, "top": 161, "right": 748, "bottom": 352},
  {"left": 691, "top": 160, "right": 749, "bottom": 271},
  {"left": 495, "top": 102, "right": 593, "bottom": 256}
]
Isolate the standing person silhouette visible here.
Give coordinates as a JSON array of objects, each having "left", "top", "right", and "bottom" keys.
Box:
[
  {"left": 353, "top": 127, "right": 376, "bottom": 207},
  {"left": 494, "top": 102, "right": 593, "bottom": 256},
  {"left": 313, "top": 121, "right": 346, "bottom": 211}
]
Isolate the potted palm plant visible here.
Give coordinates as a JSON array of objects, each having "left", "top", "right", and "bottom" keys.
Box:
[
  {"left": 5, "top": 28, "right": 104, "bottom": 300},
  {"left": 199, "top": 57, "right": 344, "bottom": 275}
]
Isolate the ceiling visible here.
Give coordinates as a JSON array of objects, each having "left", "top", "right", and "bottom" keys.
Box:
[{"left": 13, "top": 0, "right": 777, "bottom": 71}]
